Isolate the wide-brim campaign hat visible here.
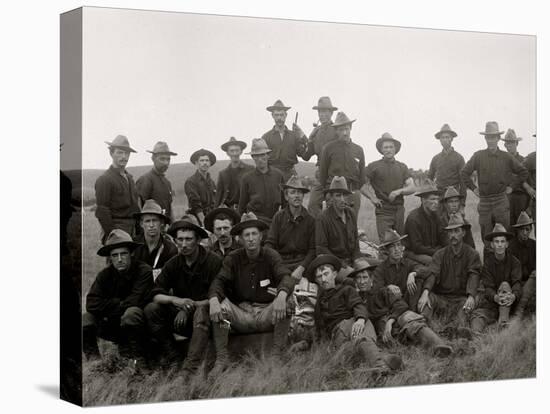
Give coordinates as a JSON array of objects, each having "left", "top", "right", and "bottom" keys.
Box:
[
  {"left": 479, "top": 121, "right": 504, "bottom": 136},
  {"left": 190, "top": 148, "right": 216, "bottom": 166},
  {"left": 376, "top": 132, "right": 402, "bottom": 155},
  {"left": 97, "top": 229, "right": 141, "bottom": 257},
  {"left": 281, "top": 175, "right": 310, "bottom": 193},
  {"left": 347, "top": 257, "right": 377, "bottom": 278},
  {"left": 221, "top": 136, "right": 247, "bottom": 152},
  {"left": 332, "top": 112, "right": 356, "bottom": 128},
  {"left": 146, "top": 141, "right": 177, "bottom": 156},
  {"left": 230, "top": 212, "right": 269, "bottom": 236},
  {"left": 306, "top": 254, "right": 342, "bottom": 282},
  {"left": 442, "top": 186, "right": 464, "bottom": 201},
  {"left": 435, "top": 124, "right": 457, "bottom": 139},
  {"left": 312, "top": 96, "right": 338, "bottom": 111},
  {"left": 168, "top": 215, "right": 209, "bottom": 239},
  {"left": 414, "top": 182, "right": 441, "bottom": 198},
  {"left": 246, "top": 138, "right": 272, "bottom": 156},
  {"left": 104, "top": 135, "right": 137, "bottom": 153},
  {"left": 484, "top": 223, "right": 514, "bottom": 241},
  {"left": 133, "top": 199, "right": 171, "bottom": 223},
  {"left": 323, "top": 176, "right": 352, "bottom": 196},
  {"left": 502, "top": 128, "right": 523, "bottom": 142},
  {"left": 444, "top": 213, "right": 471, "bottom": 230},
  {"left": 266, "top": 99, "right": 291, "bottom": 112},
  {"left": 379, "top": 229, "right": 408, "bottom": 248},
  {"left": 204, "top": 207, "right": 241, "bottom": 233},
  {"left": 512, "top": 211, "right": 535, "bottom": 228}
]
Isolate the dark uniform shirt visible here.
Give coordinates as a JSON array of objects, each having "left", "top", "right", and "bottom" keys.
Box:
[
  {"left": 319, "top": 139, "right": 366, "bottom": 190},
  {"left": 372, "top": 257, "right": 424, "bottom": 298},
  {"left": 302, "top": 122, "right": 337, "bottom": 166},
  {"left": 316, "top": 205, "right": 360, "bottom": 263},
  {"left": 358, "top": 288, "right": 410, "bottom": 322},
  {"left": 136, "top": 168, "right": 174, "bottom": 219},
  {"left": 208, "top": 247, "right": 294, "bottom": 304},
  {"left": 265, "top": 206, "right": 316, "bottom": 270},
  {"left": 365, "top": 158, "right": 411, "bottom": 206},
  {"left": 94, "top": 165, "right": 140, "bottom": 236},
  {"left": 423, "top": 243, "right": 481, "bottom": 298},
  {"left": 261, "top": 126, "right": 307, "bottom": 171},
  {"left": 523, "top": 152, "right": 536, "bottom": 189},
  {"left": 507, "top": 152, "right": 526, "bottom": 193},
  {"left": 215, "top": 161, "right": 254, "bottom": 207},
  {"left": 210, "top": 238, "right": 241, "bottom": 258},
  {"left": 439, "top": 212, "right": 476, "bottom": 249},
  {"left": 428, "top": 147, "right": 466, "bottom": 196},
  {"left": 315, "top": 284, "right": 368, "bottom": 336},
  {"left": 132, "top": 235, "right": 178, "bottom": 270},
  {"left": 184, "top": 170, "right": 216, "bottom": 217},
  {"left": 508, "top": 238, "right": 536, "bottom": 281},
  {"left": 460, "top": 148, "right": 528, "bottom": 196},
  {"left": 238, "top": 167, "right": 285, "bottom": 221},
  {"left": 481, "top": 252, "right": 522, "bottom": 301},
  {"left": 151, "top": 246, "right": 222, "bottom": 301},
  {"left": 404, "top": 206, "right": 447, "bottom": 256},
  {"left": 86, "top": 260, "right": 153, "bottom": 319}
]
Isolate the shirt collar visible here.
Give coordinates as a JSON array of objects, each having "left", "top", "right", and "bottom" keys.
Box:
[
  {"left": 285, "top": 205, "right": 305, "bottom": 221},
  {"left": 152, "top": 167, "right": 165, "bottom": 177},
  {"left": 109, "top": 165, "right": 127, "bottom": 176},
  {"left": 442, "top": 146, "right": 454, "bottom": 155},
  {"left": 194, "top": 169, "right": 211, "bottom": 180},
  {"left": 241, "top": 246, "right": 265, "bottom": 264},
  {"left": 254, "top": 167, "right": 272, "bottom": 175}
]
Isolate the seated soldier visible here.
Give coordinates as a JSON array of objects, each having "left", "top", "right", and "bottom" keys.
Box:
[
  {"left": 417, "top": 214, "right": 482, "bottom": 338},
  {"left": 83, "top": 230, "right": 153, "bottom": 373},
  {"left": 132, "top": 199, "right": 178, "bottom": 280},
  {"left": 509, "top": 211, "right": 536, "bottom": 318},
  {"left": 204, "top": 206, "right": 241, "bottom": 257},
  {"left": 266, "top": 175, "right": 316, "bottom": 281},
  {"left": 308, "top": 254, "right": 403, "bottom": 376},
  {"left": 404, "top": 184, "right": 446, "bottom": 265},
  {"left": 208, "top": 213, "right": 296, "bottom": 374},
  {"left": 144, "top": 216, "right": 223, "bottom": 378},
  {"left": 349, "top": 258, "right": 452, "bottom": 357},
  {"left": 439, "top": 187, "right": 475, "bottom": 249},
  {"left": 471, "top": 224, "right": 522, "bottom": 330}
]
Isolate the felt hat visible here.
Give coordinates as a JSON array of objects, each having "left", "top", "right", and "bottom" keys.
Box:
[
  {"left": 133, "top": 199, "right": 171, "bottom": 223},
  {"left": 414, "top": 183, "right": 441, "bottom": 198},
  {"left": 204, "top": 207, "right": 241, "bottom": 233},
  {"left": 323, "top": 176, "right": 352, "bottom": 196},
  {"left": 221, "top": 136, "right": 247, "bottom": 152},
  {"left": 104, "top": 135, "right": 137, "bottom": 153},
  {"left": 281, "top": 175, "right": 310, "bottom": 193},
  {"left": 502, "top": 128, "right": 522, "bottom": 142},
  {"left": 479, "top": 121, "right": 504, "bottom": 136},
  {"left": 443, "top": 213, "right": 471, "bottom": 231},
  {"left": 266, "top": 99, "right": 291, "bottom": 112},
  {"left": 306, "top": 254, "right": 342, "bottom": 282},
  {"left": 230, "top": 212, "right": 269, "bottom": 236},
  {"left": 434, "top": 124, "right": 457, "bottom": 139},
  {"left": 190, "top": 148, "right": 216, "bottom": 165},
  {"left": 484, "top": 223, "right": 514, "bottom": 242},
  {"left": 312, "top": 96, "right": 338, "bottom": 111},
  {"left": 246, "top": 138, "right": 272, "bottom": 156},
  {"left": 378, "top": 229, "right": 408, "bottom": 248},
  {"left": 442, "top": 186, "right": 464, "bottom": 202},
  {"left": 168, "top": 214, "right": 208, "bottom": 239},
  {"left": 146, "top": 141, "right": 177, "bottom": 155},
  {"left": 375, "top": 132, "right": 402, "bottom": 155},
  {"left": 512, "top": 211, "right": 535, "bottom": 228},
  {"left": 332, "top": 112, "right": 356, "bottom": 128},
  {"left": 347, "top": 257, "right": 378, "bottom": 278},
  {"left": 97, "top": 229, "right": 141, "bottom": 257}
]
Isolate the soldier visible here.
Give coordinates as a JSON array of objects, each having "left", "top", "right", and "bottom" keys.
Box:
[
  {"left": 238, "top": 138, "right": 285, "bottom": 225},
  {"left": 460, "top": 121, "right": 528, "bottom": 246},
  {"left": 261, "top": 99, "right": 308, "bottom": 182},
  {"left": 428, "top": 124, "right": 466, "bottom": 207},
  {"left": 266, "top": 175, "right": 316, "bottom": 281},
  {"left": 523, "top": 146, "right": 536, "bottom": 221},
  {"left": 301, "top": 96, "right": 338, "bottom": 217},
  {"left": 94, "top": 135, "right": 140, "bottom": 243},
  {"left": 132, "top": 199, "right": 178, "bottom": 281},
  {"left": 502, "top": 129, "right": 530, "bottom": 225},
  {"left": 216, "top": 137, "right": 254, "bottom": 209},
  {"left": 440, "top": 187, "right": 475, "bottom": 249},
  {"left": 83, "top": 230, "right": 153, "bottom": 372},
  {"left": 136, "top": 141, "right": 177, "bottom": 221},
  {"left": 363, "top": 132, "right": 415, "bottom": 242},
  {"left": 184, "top": 148, "right": 217, "bottom": 227},
  {"left": 204, "top": 206, "right": 241, "bottom": 257}
]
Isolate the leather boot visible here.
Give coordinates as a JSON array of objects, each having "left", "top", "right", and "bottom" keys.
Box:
[
  {"left": 515, "top": 277, "right": 535, "bottom": 318},
  {"left": 417, "top": 327, "right": 452, "bottom": 358},
  {"left": 358, "top": 338, "right": 389, "bottom": 373},
  {"left": 209, "top": 322, "right": 230, "bottom": 378},
  {"left": 272, "top": 317, "right": 291, "bottom": 358},
  {"left": 498, "top": 305, "right": 511, "bottom": 327},
  {"left": 181, "top": 327, "right": 209, "bottom": 376},
  {"left": 83, "top": 326, "right": 101, "bottom": 361}
]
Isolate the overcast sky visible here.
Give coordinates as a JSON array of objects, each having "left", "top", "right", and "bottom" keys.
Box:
[{"left": 76, "top": 7, "right": 535, "bottom": 171}]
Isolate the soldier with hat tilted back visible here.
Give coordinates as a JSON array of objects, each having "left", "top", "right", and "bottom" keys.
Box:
[
  {"left": 216, "top": 137, "right": 254, "bottom": 210},
  {"left": 184, "top": 148, "right": 217, "bottom": 227},
  {"left": 501, "top": 129, "right": 530, "bottom": 225},
  {"left": 136, "top": 141, "right": 178, "bottom": 222},
  {"left": 439, "top": 186, "right": 475, "bottom": 249},
  {"left": 95, "top": 135, "right": 140, "bottom": 243}
]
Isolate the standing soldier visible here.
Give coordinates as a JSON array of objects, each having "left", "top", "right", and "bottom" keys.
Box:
[
  {"left": 501, "top": 129, "right": 530, "bottom": 225},
  {"left": 363, "top": 132, "right": 415, "bottom": 242},
  {"left": 523, "top": 137, "right": 536, "bottom": 221},
  {"left": 184, "top": 148, "right": 217, "bottom": 227},
  {"left": 204, "top": 207, "right": 241, "bottom": 258},
  {"left": 216, "top": 137, "right": 254, "bottom": 209},
  {"left": 261, "top": 99, "right": 308, "bottom": 182},
  {"left": 319, "top": 112, "right": 365, "bottom": 218},
  {"left": 95, "top": 135, "right": 140, "bottom": 243},
  {"left": 428, "top": 124, "right": 466, "bottom": 207},
  {"left": 301, "top": 96, "right": 338, "bottom": 217},
  {"left": 460, "top": 121, "right": 528, "bottom": 247},
  {"left": 136, "top": 141, "right": 177, "bottom": 222}
]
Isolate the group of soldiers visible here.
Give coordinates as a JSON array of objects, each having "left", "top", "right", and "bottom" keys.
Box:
[{"left": 83, "top": 96, "right": 537, "bottom": 380}]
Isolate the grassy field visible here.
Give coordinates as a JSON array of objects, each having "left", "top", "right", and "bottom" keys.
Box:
[{"left": 70, "top": 167, "right": 535, "bottom": 407}]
